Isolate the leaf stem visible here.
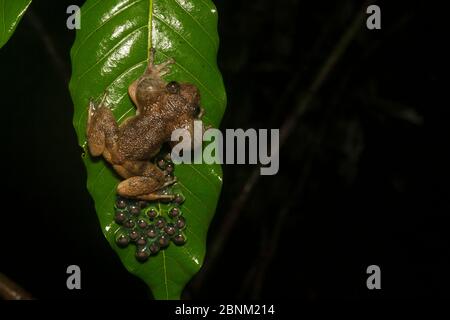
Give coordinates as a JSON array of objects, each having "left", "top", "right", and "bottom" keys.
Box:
[
  {"left": 25, "top": 8, "right": 69, "bottom": 83},
  {"left": 0, "top": 273, "right": 33, "bottom": 300},
  {"left": 148, "top": 0, "right": 153, "bottom": 56}
]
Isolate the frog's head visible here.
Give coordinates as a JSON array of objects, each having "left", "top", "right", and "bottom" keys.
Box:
[{"left": 164, "top": 81, "right": 205, "bottom": 151}]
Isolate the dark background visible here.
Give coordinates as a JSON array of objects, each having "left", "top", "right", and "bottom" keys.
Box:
[{"left": 0, "top": 0, "right": 448, "bottom": 299}]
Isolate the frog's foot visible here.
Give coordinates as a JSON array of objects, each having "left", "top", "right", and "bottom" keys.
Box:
[
  {"left": 146, "top": 47, "right": 175, "bottom": 78},
  {"left": 116, "top": 175, "right": 177, "bottom": 202},
  {"left": 137, "top": 193, "right": 175, "bottom": 201},
  {"left": 136, "top": 178, "right": 177, "bottom": 201},
  {"left": 192, "top": 107, "right": 204, "bottom": 120},
  {"left": 98, "top": 90, "right": 109, "bottom": 106},
  {"left": 87, "top": 91, "right": 108, "bottom": 123},
  {"left": 87, "top": 100, "right": 96, "bottom": 128},
  {"left": 154, "top": 58, "right": 175, "bottom": 77},
  {"left": 162, "top": 176, "right": 177, "bottom": 188}
]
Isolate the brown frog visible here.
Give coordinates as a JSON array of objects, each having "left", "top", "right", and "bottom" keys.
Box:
[{"left": 86, "top": 48, "right": 204, "bottom": 201}]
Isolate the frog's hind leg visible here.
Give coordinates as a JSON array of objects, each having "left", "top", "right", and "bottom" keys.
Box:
[
  {"left": 116, "top": 160, "right": 177, "bottom": 200},
  {"left": 116, "top": 175, "right": 177, "bottom": 201}
]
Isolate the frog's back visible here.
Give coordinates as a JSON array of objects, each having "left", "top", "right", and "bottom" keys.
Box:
[{"left": 118, "top": 116, "right": 165, "bottom": 160}]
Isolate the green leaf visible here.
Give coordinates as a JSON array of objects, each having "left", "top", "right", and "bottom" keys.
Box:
[
  {"left": 0, "top": 0, "right": 32, "bottom": 49},
  {"left": 69, "top": 0, "right": 225, "bottom": 299}
]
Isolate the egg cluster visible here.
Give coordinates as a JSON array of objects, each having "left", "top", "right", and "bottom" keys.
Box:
[
  {"left": 112, "top": 154, "right": 187, "bottom": 262},
  {"left": 114, "top": 196, "right": 187, "bottom": 262}
]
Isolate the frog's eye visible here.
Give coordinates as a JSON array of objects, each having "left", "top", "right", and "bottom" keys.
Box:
[
  {"left": 194, "top": 105, "right": 201, "bottom": 117},
  {"left": 166, "top": 81, "right": 180, "bottom": 94}
]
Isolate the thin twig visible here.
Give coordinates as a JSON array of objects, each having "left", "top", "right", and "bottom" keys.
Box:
[
  {"left": 279, "top": 6, "right": 366, "bottom": 145},
  {"left": 0, "top": 273, "right": 33, "bottom": 300},
  {"left": 193, "top": 3, "right": 368, "bottom": 293},
  {"left": 250, "top": 192, "right": 292, "bottom": 298},
  {"left": 25, "top": 9, "right": 70, "bottom": 83},
  {"left": 249, "top": 118, "right": 328, "bottom": 298}
]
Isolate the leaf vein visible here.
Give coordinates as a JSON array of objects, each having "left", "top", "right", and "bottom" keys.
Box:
[
  {"left": 153, "top": 13, "right": 217, "bottom": 79},
  {"left": 162, "top": 251, "right": 169, "bottom": 299},
  {"left": 2, "top": 0, "right": 6, "bottom": 44},
  {"left": 75, "top": 59, "right": 147, "bottom": 151},
  {"left": 171, "top": 0, "right": 217, "bottom": 47},
  {"left": 80, "top": 0, "right": 103, "bottom": 18},
  {"left": 99, "top": 186, "right": 117, "bottom": 214},
  {"left": 73, "top": 24, "right": 147, "bottom": 86},
  {"left": 72, "top": 0, "right": 145, "bottom": 60},
  {"left": 158, "top": 50, "right": 223, "bottom": 107},
  {"left": 198, "top": 0, "right": 214, "bottom": 12},
  {"left": 177, "top": 181, "right": 209, "bottom": 212},
  {"left": 180, "top": 204, "right": 202, "bottom": 226},
  {"left": 185, "top": 165, "right": 220, "bottom": 192},
  {"left": 89, "top": 164, "right": 107, "bottom": 190}
]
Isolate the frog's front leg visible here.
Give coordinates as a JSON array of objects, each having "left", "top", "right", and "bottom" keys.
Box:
[
  {"left": 144, "top": 47, "right": 176, "bottom": 77},
  {"left": 128, "top": 48, "right": 175, "bottom": 110}
]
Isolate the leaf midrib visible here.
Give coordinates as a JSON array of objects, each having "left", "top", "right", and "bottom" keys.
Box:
[
  {"left": 157, "top": 201, "right": 170, "bottom": 299},
  {"left": 148, "top": 0, "right": 153, "bottom": 56},
  {"left": 152, "top": 0, "right": 170, "bottom": 301}
]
